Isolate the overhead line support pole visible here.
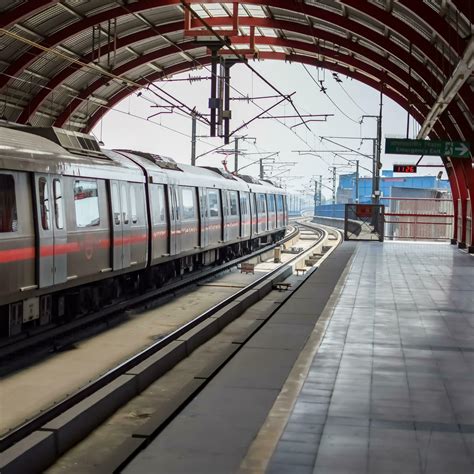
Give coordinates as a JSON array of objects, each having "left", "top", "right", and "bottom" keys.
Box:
[
  {"left": 375, "top": 90, "right": 383, "bottom": 204},
  {"left": 234, "top": 137, "right": 239, "bottom": 174},
  {"left": 191, "top": 111, "right": 197, "bottom": 166},
  {"left": 209, "top": 45, "right": 219, "bottom": 137},
  {"left": 313, "top": 179, "right": 318, "bottom": 217},
  {"left": 319, "top": 175, "right": 322, "bottom": 206},
  {"left": 355, "top": 160, "right": 360, "bottom": 204}
]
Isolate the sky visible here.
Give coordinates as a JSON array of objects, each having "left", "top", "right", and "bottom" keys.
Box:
[{"left": 92, "top": 60, "right": 445, "bottom": 200}]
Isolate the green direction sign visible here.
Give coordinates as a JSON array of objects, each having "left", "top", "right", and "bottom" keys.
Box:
[{"left": 385, "top": 138, "right": 471, "bottom": 158}]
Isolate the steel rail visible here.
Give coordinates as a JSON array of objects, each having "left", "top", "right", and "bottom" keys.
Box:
[
  {"left": 1, "top": 223, "right": 316, "bottom": 452},
  {"left": 0, "top": 226, "right": 299, "bottom": 360}
]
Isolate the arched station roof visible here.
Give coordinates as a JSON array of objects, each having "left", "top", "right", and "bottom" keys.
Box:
[
  {"left": 0, "top": 1, "right": 473, "bottom": 248},
  {"left": 0, "top": 0, "right": 472, "bottom": 142}
]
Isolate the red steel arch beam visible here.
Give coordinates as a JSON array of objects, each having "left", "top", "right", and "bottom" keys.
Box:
[
  {"left": 53, "top": 36, "right": 432, "bottom": 128},
  {"left": 53, "top": 35, "right": 465, "bottom": 142},
  {"left": 452, "top": 0, "right": 474, "bottom": 24},
  {"left": 0, "top": 0, "right": 56, "bottom": 28},
  {"left": 53, "top": 41, "right": 199, "bottom": 127},
  {"left": 83, "top": 52, "right": 438, "bottom": 142},
  {"left": 450, "top": 158, "right": 469, "bottom": 246},
  {"left": 18, "top": 15, "right": 465, "bottom": 127},
  {"left": 461, "top": 159, "right": 474, "bottom": 250},
  {"left": 288, "top": 54, "right": 459, "bottom": 144},
  {"left": 340, "top": 0, "right": 466, "bottom": 57},
  {"left": 17, "top": 20, "right": 187, "bottom": 123},
  {"left": 0, "top": 0, "right": 458, "bottom": 100},
  {"left": 2, "top": 0, "right": 467, "bottom": 58}
]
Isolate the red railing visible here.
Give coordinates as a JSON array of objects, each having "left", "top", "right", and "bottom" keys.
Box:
[{"left": 381, "top": 197, "right": 454, "bottom": 241}]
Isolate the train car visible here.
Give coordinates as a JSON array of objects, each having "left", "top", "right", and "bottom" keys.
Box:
[{"left": 0, "top": 125, "right": 287, "bottom": 338}]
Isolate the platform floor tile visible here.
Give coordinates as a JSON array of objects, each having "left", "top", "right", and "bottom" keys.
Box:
[{"left": 267, "top": 242, "right": 474, "bottom": 474}]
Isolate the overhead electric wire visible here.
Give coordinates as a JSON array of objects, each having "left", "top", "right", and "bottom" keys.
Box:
[
  {"left": 0, "top": 71, "right": 218, "bottom": 146},
  {"left": 1, "top": 7, "right": 326, "bottom": 168},
  {"left": 336, "top": 80, "right": 368, "bottom": 115},
  {"left": 178, "top": 0, "right": 310, "bottom": 131},
  {"left": 116, "top": 2, "right": 323, "bottom": 151},
  {"left": 302, "top": 64, "right": 361, "bottom": 124}
]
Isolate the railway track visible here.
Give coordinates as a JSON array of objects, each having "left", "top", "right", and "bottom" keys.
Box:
[
  {"left": 0, "top": 224, "right": 303, "bottom": 365},
  {"left": 1, "top": 221, "right": 336, "bottom": 474}
]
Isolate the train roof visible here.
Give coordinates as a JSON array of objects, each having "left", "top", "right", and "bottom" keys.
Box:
[
  {"left": 0, "top": 126, "right": 284, "bottom": 194},
  {"left": 112, "top": 149, "right": 284, "bottom": 194},
  {"left": 0, "top": 126, "right": 145, "bottom": 182}
]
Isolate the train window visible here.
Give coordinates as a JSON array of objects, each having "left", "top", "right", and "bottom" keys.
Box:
[
  {"left": 229, "top": 191, "right": 239, "bottom": 216},
  {"left": 121, "top": 184, "right": 129, "bottom": 225},
  {"left": 200, "top": 191, "right": 208, "bottom": 218},
  {"left": 267, "top": 194, "right": 276, "bottom": 213},
  {"left": 39, "top": 177, "right": 50, "bottom": 230},
  {"left": 276, "top": 194, "right": 283, "bottom": 212},
  {"left": 207, "top": 189, "right": 220, "bottom": 218},
  {"left": 53, "top": 179, "right": 64, "bottom": 230},
  {"left": 151, "top": 184, "right": 166, "bottom": 224},
  {"left": 257, "top": 194, "right": 267, "bottom": 214},
  {"left": 181, "top": 187, "right": 196, "bottom": 220},
  {"left": 74, "top": 180, "right": 100, "bottom": 228},
  {"left": 240, "top": 193, "right": 248, "bottom": 215},
  {"left": 130, "top": 186, "right": 138, "bottom": 224},
  {"left": 111, "top": 183, "right": 120, "bottom": 225},
  {"left": 0, "top": 174, "right": 17, "bottom": 233}
]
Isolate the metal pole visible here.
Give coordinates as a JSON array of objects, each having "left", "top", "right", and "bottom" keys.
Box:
[
  {"left": 372, "top": 139, "right": 377, "bottom": 204},
  {"left": 191, "top": 112, "right": 197, "bottom": 166},
  {"left": 259, "top": 158, "right": 264, "bottom": 179},
  {"left": 234, "top": 137, "right": 239, "bottom": 174},
  {"left": 355, "top": 160, "right": 359, "bottom": 203},
  {"left": 332, "top": 167, "right": 337, "bottom": 206},
  {"left": 210, "top": 48, "right": 218, "bottom": 137},
  {"left": 313, "top": 179, "right": 318, "bottom": 216},
  {"left": 223, "top": 62, "right": 231, "bottom": 144},
  {"left": 318, "top": 175, "right": 322, "bottom": 206},
  {"left": 375, "top": 90, "right": 383, "bottom": 204}
]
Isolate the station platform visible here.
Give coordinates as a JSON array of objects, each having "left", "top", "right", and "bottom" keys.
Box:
[{"left": 124, "top": 241, "right": 474, "bottom": 474}]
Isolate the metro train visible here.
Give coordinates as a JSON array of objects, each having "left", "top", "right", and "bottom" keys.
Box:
[{"left": 0, "top": 125, "right": 288, "bottom": 338}]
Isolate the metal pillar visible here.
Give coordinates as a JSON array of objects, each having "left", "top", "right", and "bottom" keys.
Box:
[
  {"left": 331, "top": 166, "right": 337, "bottom": 207},
  {"left": 313, "top": 179, "right": 318, "bottom": 216},
  {"left": 259, "top": 158, "right": 264, "bottom": 179},
  {"left": 191, "top": 112, "right": 197, "bottom": 166},
  {"left": 209, "top": 47, "right": 219, "bottom": 137},
  {"left": 222, "top": 60, "right": 238, "bottom": 144},
  {"left": 318, "top": 175, "right": 322, "bottom": 206},
  {"left": 374, "top": 91, "right": 383, "bottom": 203},
  {"left": 372, "top": 139, "right": 377, "bottom": 204},
  {"left": 355, "top": 160, "right": 359, "bottom": 203},
  {"left": 234, "top": 137, "right": 239, "bottom": 174}
]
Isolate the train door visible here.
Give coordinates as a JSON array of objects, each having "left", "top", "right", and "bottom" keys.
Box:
[
  {"left": 222, "top": 191, "right": 229, "bottom": 242},
  {"left": 250, "top": 192, "right": 257, "bottom": 236},
  {"left": 34, "top": 174, "right": 68, "bottom": 288},
  {"left": 199, "top": 188, "right": 209, "bottom": 248},
  {"left": 110, "top": 180, "right": 131, "bottom": 271},
  {"left": 169, "top": 185, "right": 181, "bottom": 256},
  {"left": 120, "top": 182, "right": 131, "bottom": 268}
]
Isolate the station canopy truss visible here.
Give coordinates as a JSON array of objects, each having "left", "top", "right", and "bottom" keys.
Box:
[{"left": 0, "top": 1, "right": 472, "bottom": 247}]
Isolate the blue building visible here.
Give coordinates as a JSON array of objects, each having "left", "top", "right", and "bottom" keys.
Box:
[{"left": 315, "top": 170, "right": 451, "bottom": 218}]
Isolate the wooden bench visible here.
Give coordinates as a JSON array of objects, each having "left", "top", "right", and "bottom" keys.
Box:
[
  {"left": 295, "top": 268, "right": 306, "bottom": 276},
  {"left": 239, "top": 262, "right": 255, "bottom": 274},
  {"left": 274, "top": 282, "right": 292, "bottom": 291}
]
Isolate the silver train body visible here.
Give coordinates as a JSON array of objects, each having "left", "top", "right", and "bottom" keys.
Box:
[{"left": 0, "top": 126, "right": 287, "bottom": 338}]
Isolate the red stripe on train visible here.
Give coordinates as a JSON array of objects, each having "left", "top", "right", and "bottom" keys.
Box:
[{"left": 0, "top": 247, "right": 35, "bottom": 263}]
